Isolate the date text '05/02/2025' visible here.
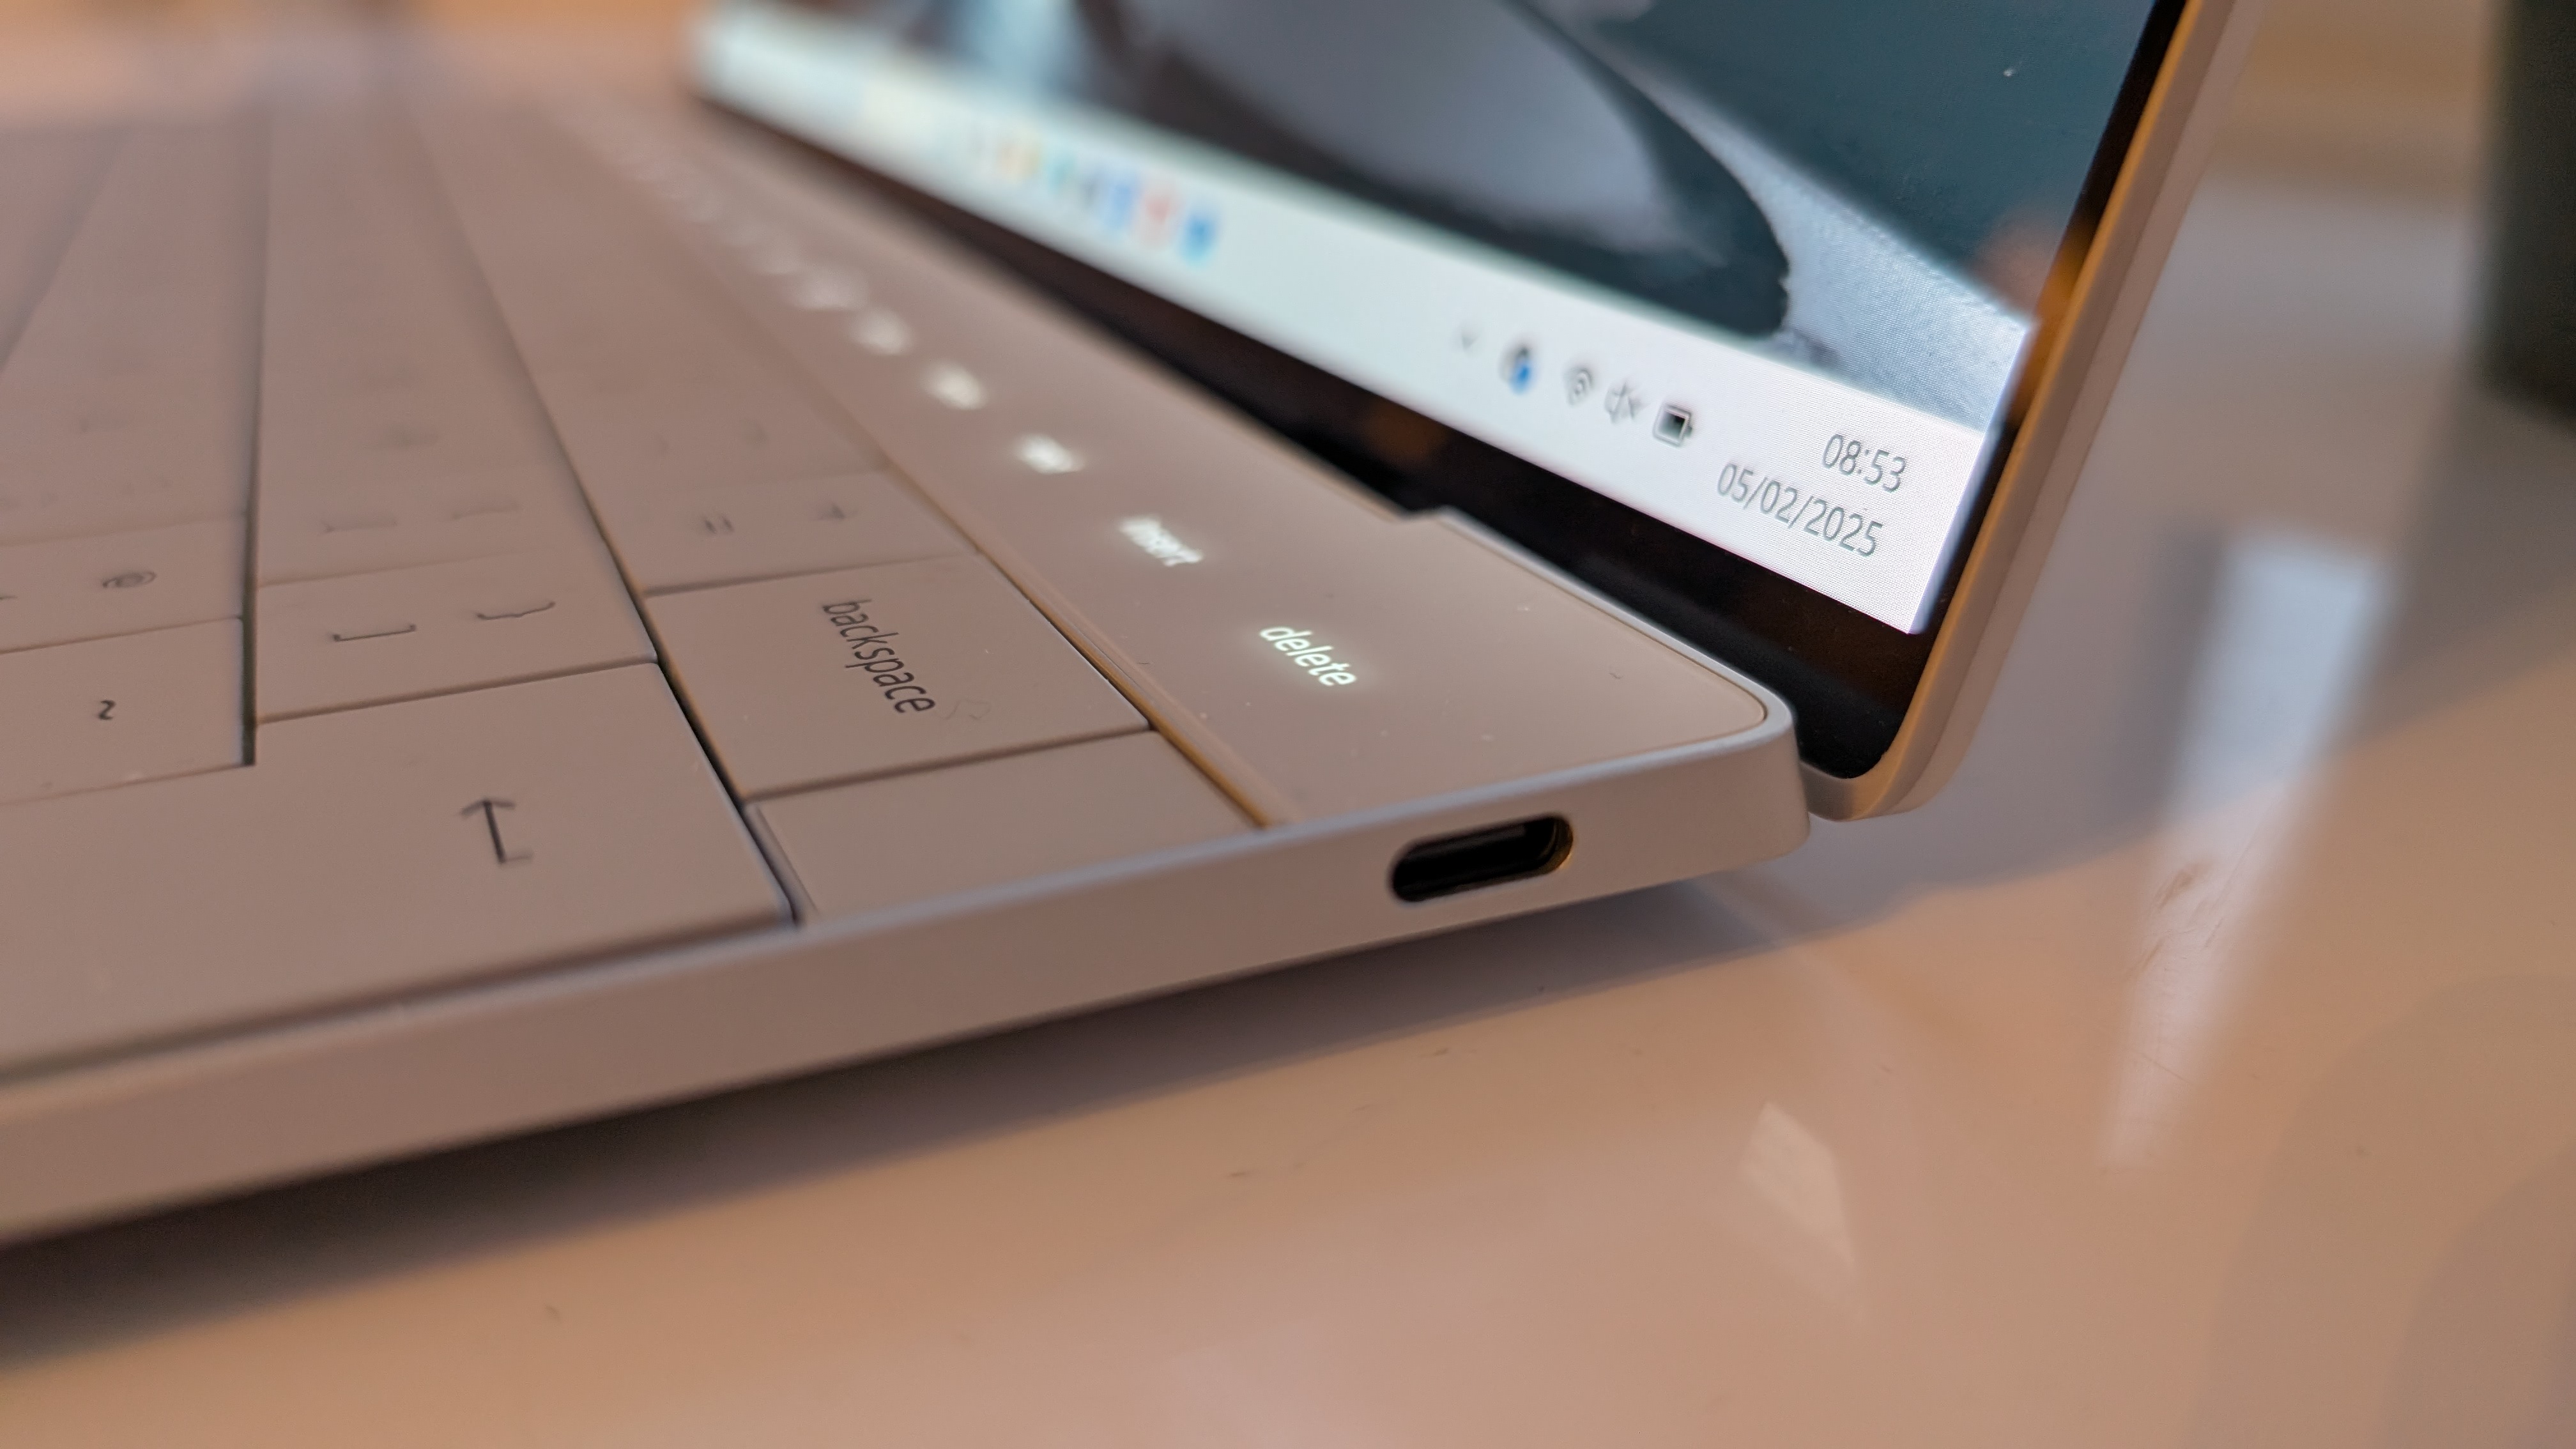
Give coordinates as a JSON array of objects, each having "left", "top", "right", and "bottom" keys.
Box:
[{"left": 1258, "top": 626, "right": 1357, "bottom": 687}]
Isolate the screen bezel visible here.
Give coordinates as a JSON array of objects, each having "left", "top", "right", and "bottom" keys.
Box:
[{"left": 702, "top": 0, "right": 2195, "bottom": 779}]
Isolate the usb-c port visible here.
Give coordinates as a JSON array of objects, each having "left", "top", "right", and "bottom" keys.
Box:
[{"left": 1389, "top": 816, "right": 1574, "bottom": 902}]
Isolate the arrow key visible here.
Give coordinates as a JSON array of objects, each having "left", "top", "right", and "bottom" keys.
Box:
[{"left": 0, "top": 665, "right": 785, "bottom": 1074}]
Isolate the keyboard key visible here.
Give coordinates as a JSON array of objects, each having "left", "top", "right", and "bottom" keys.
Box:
[
  {"left": 0, "top": 121, "right": 259, "bottom": 546},
  {"left": 256, "top": 464, "right": 601, "bottom": 585},
  {"left": 537, "top": 381, "right": 873, "bottom": 500},
  {"left": 595, "top": 469, "right": 968, "bottom": 594},
  {"left": 258, "top": 109, "right": 566, "bottom": 499},
  {"left": 0, "top": 620, "right": 241, "bottom": 806},
  {"left": 753, "top": 732, "right": 1246, "bottom": 919},
  {"left": 0, "top": 518, "right": 242, "bottom": 654},
  {"left": 645, "top": 554, "right": 1143, "bottom": 799},
  {"left": 0, "top": 129, "right": 111, "bottom": 351},
  {"left": 415, "top": 107, "right": 882, "bottom": 504},
  {"left": 256, "top": 546, "right": 652, "bottom": 721},
  {"left": 0, "top": 666, "right": 785, "bottom": 1075}
]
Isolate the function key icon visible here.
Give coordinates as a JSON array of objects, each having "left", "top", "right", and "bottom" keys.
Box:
[
  {"left": 1653, "top": 403, "right": 1696, "bottom": 447},
  {"left": 850, "top": 309, "right": 913, "bottom": 356},
  {"left": 1013, "top": 434, "right": 1084, "bottom": 475},
  {"left": 786, "top": 266, "right": 864, "bottom": 312},
  {"left": 1502, "top": 343, "right": 1537, "bottom": 394},
  {"left": 922, "top": 362, "right": 988, "bottom": 411}
]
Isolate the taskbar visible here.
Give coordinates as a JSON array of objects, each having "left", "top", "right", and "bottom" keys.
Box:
[{"left": 695, "top": 0, "right": 1995, "bottom": 632}]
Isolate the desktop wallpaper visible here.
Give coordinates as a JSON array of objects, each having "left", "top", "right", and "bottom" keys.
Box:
[{"left": 809, "top": 0, "right": 2167, "bottom": 425}]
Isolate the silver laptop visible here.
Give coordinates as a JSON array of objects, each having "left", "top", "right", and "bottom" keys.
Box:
[{"left": 0, "top": 0, "right": 2257, "bottom": 1239}]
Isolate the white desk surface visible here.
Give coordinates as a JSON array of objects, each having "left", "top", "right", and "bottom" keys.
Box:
[{"left": 6, "top": 11, "right": 2573, "bottom": 1447}]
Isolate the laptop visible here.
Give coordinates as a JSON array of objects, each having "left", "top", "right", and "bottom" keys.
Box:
[{"left": 0, "top": 0, "right": 2258, "bottom": 1239}]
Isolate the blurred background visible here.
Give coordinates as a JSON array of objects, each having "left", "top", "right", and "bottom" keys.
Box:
[
  {"left": 0, "top": 0, "right": 2511, "bottom": 190},
  {"left": 2227, "top": 0, "right": 2492, "bottom": 194}
]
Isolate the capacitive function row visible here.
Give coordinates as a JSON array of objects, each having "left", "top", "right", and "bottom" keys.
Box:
[{"left": 564, "top": 103, "right": 1772, "bottom": 824}]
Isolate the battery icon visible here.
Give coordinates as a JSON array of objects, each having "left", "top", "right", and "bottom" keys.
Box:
[{"left": 1653, "top": 403, "right": 1696, "bottom": 446}]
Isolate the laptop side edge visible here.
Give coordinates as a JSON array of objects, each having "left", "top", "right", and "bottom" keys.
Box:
[{"left": 1811, "top": 0, "right": 2269, "bottom": 819}]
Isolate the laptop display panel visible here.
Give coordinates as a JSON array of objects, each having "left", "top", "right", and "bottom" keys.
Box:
[{"left": 693, "top": 0, "right": 2195, "bottom": 777}]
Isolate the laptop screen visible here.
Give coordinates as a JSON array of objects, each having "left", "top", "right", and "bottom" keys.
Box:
[{"left": 693, "top": 0, "right": 2182, "bottom": 767}]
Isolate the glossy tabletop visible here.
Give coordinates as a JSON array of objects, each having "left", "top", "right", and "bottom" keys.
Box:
[{"left": 4, "top": 3, "right": 2571, "bottom": 1445}]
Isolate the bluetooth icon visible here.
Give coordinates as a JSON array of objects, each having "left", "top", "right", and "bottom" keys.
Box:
[{"left": 1603, "top": 381, "right": 1645, "bottom": 424}]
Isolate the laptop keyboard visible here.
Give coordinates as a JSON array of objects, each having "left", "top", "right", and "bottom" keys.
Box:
[{"left": 0, "top": 89, "right": 1769, "bottom": 1076}]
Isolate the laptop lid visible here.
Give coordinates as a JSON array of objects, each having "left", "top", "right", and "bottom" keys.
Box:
[{"left": 687, "top": 0, "right": 2258, "bottom": 816}]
